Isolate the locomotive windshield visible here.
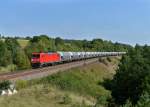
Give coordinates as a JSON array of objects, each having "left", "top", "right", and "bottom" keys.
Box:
[{"left": 32, "top": 54, "right": 40, "bottom": 58}]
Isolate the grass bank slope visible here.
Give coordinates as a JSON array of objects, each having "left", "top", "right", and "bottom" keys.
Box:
[{"left": 0, "top": 57, "right": 120, "bottom": 107}]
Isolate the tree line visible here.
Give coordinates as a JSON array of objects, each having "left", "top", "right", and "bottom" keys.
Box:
[
  {"left": 0, "top": 35, "right": 132, "bottom": 71},
  {"left": 103, "top": 44, "right": 150, "bottom": 107},
  {"left": 25, "top": 35, "right": 132, "bottom": 59}
]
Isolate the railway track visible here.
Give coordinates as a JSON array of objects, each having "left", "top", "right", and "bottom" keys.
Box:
[{"left": 0, "top": 58, "right": 100, "bottom": 82}]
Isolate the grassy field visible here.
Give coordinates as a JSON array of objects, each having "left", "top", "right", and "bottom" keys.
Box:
[
  {"left": 17, "top": 39, "right": 29, "bottom": 48},
  {"left": 0, "top": 39, "right": 29, "bottom": 48},
  {"left": 0, "top": 57, "right": 121, "bottom": 107}
]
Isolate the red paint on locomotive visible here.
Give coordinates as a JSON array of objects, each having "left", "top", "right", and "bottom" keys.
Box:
[{"left": 31, "top": 52, "right": 61, "bottom": 67}]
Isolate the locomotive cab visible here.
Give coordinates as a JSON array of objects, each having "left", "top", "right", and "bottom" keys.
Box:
[
  {"left": 31, "top": 52, "right": 61, "bottom": 68},
  {"left": 31, "top": 53, "right": 41, "bottom": 67}
]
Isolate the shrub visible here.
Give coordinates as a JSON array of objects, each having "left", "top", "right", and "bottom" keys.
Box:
[
  {"left": 99, "top": 58, "right": 108, "bottom": 65},
  {"left": 7, "top": 64, "right": 17, "bottom": 72},
  {"left": 15, "top": 80, "right": 28, "bottom": 90},
  {"left": 136, "top": 92, "right": 150, "bottom": 107},
  {"left": 59, "top": 94, "right": 72, "bottom": 104},
  {"left": 107, "top": 57, "right": 112, "bottom": 62},
  {"left": 0, "top": 80, "right": 11, "bottom": 94},
  {"left": 122, "top": 100, "right": 133, "bottom": 107},
  {"left": 41, "top": 71, "right": 98, "bottom": 96},
  {"left": 0, "top": 41, "right": 12, "bottom": 66},
  {"left": 94, "top": 96, "right": 108, "bottom": 107}
]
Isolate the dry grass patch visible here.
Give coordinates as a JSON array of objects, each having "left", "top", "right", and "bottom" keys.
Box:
[{"left": 0, "top": 84, "right": 93, "bottom": 107}]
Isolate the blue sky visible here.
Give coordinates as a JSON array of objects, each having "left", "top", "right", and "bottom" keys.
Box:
[{"left": 0, "top": 0, "right": 150, "bottom": 45}]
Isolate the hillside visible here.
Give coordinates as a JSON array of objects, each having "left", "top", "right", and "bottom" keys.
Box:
[{"left": 0, "top": 57, "right": 120, "bottom": 107}]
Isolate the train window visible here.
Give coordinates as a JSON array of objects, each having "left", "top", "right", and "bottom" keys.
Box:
[
  {"left": 61, "top": 56, "right": 63, "bottom": 59},
  {"left": 48, "top": 52, "right": 52, "bottom": 55},
  {"left": 32, "top": 54, "right": 40, "bottom": 58}
]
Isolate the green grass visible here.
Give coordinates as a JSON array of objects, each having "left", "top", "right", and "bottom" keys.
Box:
[
  {"left": 40, "top": 58, "right": 118, "bottom": 98},
  {"left": 0, "top": 57, "right": 120, "bottom": 107},
  {"left": 0, "top": 39, "right": 29, "bottom": 48},
  {"left": 0, "top": 64, "right": 17, "bottom": 73},
  {"left": 0, "top": 39, "right": 5, "bottom": 41},
  {"left": 17, "top": 39, "right": 29, "bottom": 48}
]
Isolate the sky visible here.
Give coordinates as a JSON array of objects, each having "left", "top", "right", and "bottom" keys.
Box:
[{"left": 0, "top": 0, "right": 150, "bottom": 45}]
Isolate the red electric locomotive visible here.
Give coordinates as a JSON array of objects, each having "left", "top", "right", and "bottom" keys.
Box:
[{"left": 31, "top": 52, "right": 61, "bottom": 67}]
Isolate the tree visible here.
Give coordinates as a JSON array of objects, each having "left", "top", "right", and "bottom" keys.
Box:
[
  {"left": 5, "top": 38, "right": 30, "bottom": 69},
  {"left": 136, "top": 92, "right": 150, "bottom": 107},
  {"left": 5, "top": 38, "right": 20, "bottom": 63},
  {"left": 15, "top": 48, "right": 31, "bottom": 69},
  {"left": 25, "top": 35, "right": 55, "bottom": 58},
  {"left": 55, "top": 37, "right": 64, "bottom": 46},
  {"left": 109, "top": 46, "right": 150, "bottom": 105},
  {"left": 0, "top": 40, "right": 12, "bottom": 66}
]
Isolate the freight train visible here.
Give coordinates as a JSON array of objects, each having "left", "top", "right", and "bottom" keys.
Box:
[{"left": 31, "top": 51, "right": 126, "bottom": 67}]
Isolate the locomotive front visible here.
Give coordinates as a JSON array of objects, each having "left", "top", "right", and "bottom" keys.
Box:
[{"left": 31, "top": 53, "right": 41, "bottom": 67}]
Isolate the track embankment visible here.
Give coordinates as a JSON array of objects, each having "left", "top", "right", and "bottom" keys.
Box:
[{"left": 0, "top": 58, "right": 99, "bottom": 82}]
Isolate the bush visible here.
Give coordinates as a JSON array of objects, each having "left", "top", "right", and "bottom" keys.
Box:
[
  {"left": 107, "top": 57, "right": 112, "bottom": 62},
  {"left": 41, "top": 72, "right": 96, "bottom": 96},
  {"left": 15, "top": 80, "right": 28, "bottom": 90},
  {"left": 136, "top": 92, "right": 150, "bottom": 107},
  {"left": 59, "top": 94, "right": 72, "bottom": 104},
  {"left": 0, "top": 80, "right": 11, "bottom": 90},
  {"left": 7, "top": 64, "right": 17, "bottom": 72},
  {"left": 94, "top": 96, "right": 108, "bottom": 107},
  {"left": 0, "top": 41, "right": 12, "bottom": 66},
  {"left": 99, "top": 58, "right": 108, "bottom": 65},
  {"left": 0, "top": 64, "right": 17, "bottom": 73},
  {"left": 15, "top": 48, "right": 31, "bottom": 70},
  {"left": 122, "top": 100, "right": 133, "bottom": 107},
  {"left": 40, "top": 68, "right": 106, "bottom": 97}
]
